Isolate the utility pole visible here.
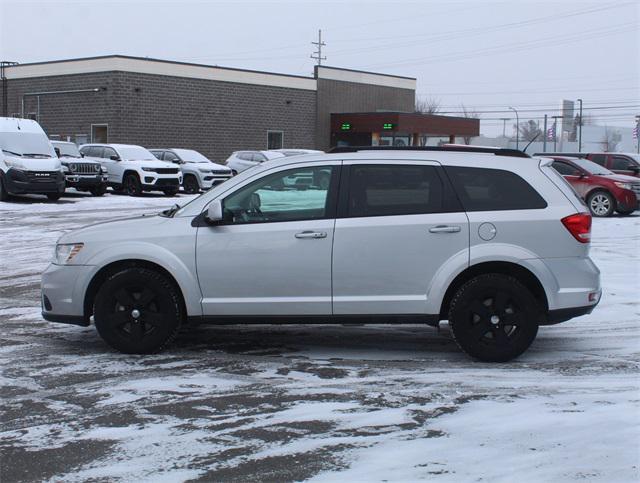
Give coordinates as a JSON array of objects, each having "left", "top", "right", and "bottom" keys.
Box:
[
  {"left": 310, "top": 29, "right": 326, "bottom": 66},
  {"left": 500, "top": 117, "right": 509, "bottom": 138},
  {"left": 509, "top": 106, "right": 519, "bottom": 150},
  {"left": 543, "top": 114, "right": 548, "bottom": 153},
  {"left": 577, "top": 98, "right": 583, "bottom": 153}
]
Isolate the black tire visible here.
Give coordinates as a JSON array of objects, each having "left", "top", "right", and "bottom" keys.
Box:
[
  {"left": 46, "top": 193, "right": 62, "bottom": 201},
  {"left": 94, "top": 268, "right": 182, "bottom": 354},
  {"left": 90, "top": 185, "right": 107, "bottom": 197},
  {"left": 163, "top": 188, "right": 179, "bottom": 197},
  {"left": 183, "top": 175, "right": 200, "bottom": 194},
  {"left": 124, "top": 173, "right": 142, "bottom": 196},
  {"left": 448, "top": 274, "right": 540, "bottom": 362},
  {"left": 587, "top": 190, "right": 615, "bottom": 217},
  {"left": 617, "top": 209, "right": 635, "bottom": 216},
  {"left": 231, "top": 170, "right": 238, "bottom": 176},
  {"left": 0, "top": 175, "right": 9, "bottom": 201}
]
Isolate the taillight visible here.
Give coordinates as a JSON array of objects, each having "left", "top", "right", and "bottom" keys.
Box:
[{"left": 561, "top": 212, "right": 592, "bottom": 243}]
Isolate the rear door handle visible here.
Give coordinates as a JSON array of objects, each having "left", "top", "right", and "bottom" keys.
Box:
[
  {"left": 429, "top": 225, "right": 461, "bottom": 233},
  {"left": 295, "top": 231, "right": 327, "bottom": 239}
]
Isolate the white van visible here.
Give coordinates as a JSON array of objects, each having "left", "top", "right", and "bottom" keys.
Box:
[{"left": 0, "top": 117, "right": 65, "bottom": 201}]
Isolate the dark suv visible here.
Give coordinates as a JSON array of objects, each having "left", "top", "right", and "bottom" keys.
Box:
[{"left": 52, "top": 141, "right": 108, "bottom": 196}]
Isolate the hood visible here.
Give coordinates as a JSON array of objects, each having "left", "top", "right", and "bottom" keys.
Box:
[
  {"left": 60, "top": 156, "right": 100, "bottom": 166},
  {"left": 124, "top": 159, "right": 175, "bottom": 169},
  {"left": 600, "top": 173, "right": 639, "bottom": 183},
  {"left": 184, "top": 161, "right": 230, "bottom": 170},
  {"left": 3, "top": 153, "right": 61, "bottom": 171},
  {"left": 58, "top": 213, "right": 165, "bottom": 244}
]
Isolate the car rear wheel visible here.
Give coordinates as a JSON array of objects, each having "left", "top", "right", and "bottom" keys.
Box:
[
  {"left": 124, "top": 173, "right": 142, "bottom": 196},
  {"left": 183, "top": 175, "right": 200, "bottom": 194},
  {"left": 448, "top": 274, "right": 540, "bottom": 362},
  {"left": 0, "top": 175, "right": 9, "bottom": 201},
  {"left": 587, "top": 191, "right": 615, "bottom": 217},
  {"left": 94, "top": 268, "right": 182, "bottom": 354}
]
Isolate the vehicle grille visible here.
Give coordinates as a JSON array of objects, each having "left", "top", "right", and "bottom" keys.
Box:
[
  {"left": 27, "top": 171, "right": 62, "bottom": 182},
  {"left": 154, "top": 168, "right": 179, "bottom": 174},
  {"left": 631, "top": 183, "right": 640, "bottom": 198},
  {"left": 211, "top": 169, "right": 232, "bottom": 175},
  {"left": 154, "top": 178, "right": 179, "bottom": 187},
  {"left": 70, "top": 163, "right": 100, "bottom": 174}
]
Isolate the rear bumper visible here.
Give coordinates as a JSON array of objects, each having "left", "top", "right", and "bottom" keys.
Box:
[{"left": 543, "top": 304, "right": 598, "bottom": 325}]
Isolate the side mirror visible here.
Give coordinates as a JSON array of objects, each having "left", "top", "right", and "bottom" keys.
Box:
[
  {"left": 628, "top": 165, "right": 640, "bottom": 173},
  {"left": 205, "top": 200, "right": 223, "bottom": 224},
  {"left": 110, "top": 155, "right": 120, "bottom": 161},
  {"left": 81, "top": 153, "right": 85, "bottom": 158},
  {"left": 54, "top": 147, "right": 61, "bottom": 157}
]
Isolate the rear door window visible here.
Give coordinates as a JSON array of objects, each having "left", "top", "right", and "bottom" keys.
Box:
[
  {"left": 102, "top": 147, "right": 117, "bottom": 159},
  {"left": 445, "top": 166, "right": 547, "bottom": 211},
  {"left": 611, "top": 156, "right": 634, "bottom": 171},
  {"left": 346, "top": 164, "right": 444, "bottom": 217},
  {"left": 589, "top": 154, "right": 607, "bottom": 166}
]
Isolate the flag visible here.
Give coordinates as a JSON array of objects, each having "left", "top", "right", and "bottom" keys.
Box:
[{"left": 547, "top": 124, "right": 556, "bottom": 140}]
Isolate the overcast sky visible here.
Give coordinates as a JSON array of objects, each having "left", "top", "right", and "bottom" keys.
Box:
[{"left": 1, "top": 0, "right": 638, "bottom": 136}]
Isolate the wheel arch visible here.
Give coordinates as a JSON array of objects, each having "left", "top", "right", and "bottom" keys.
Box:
[
  {"left": 438, "top": 261, "right": 549, "bottom": 319},
  {"left": 83, "top": 259, "right": 188, "bottom": 323}
]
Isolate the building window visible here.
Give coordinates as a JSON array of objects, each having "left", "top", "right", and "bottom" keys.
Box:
[
  {"left": 91, "top": 124, "right": 108, "bottom": 143},
  {"left": 267, "top": 130, "right": 284, "bottom": 150}
]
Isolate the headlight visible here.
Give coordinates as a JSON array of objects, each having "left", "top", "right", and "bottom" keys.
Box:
[
  {"left": 69, "top": 163, "right": 77, "bottom": 172},
  {"left": 141, "top": 167, "right": 156, "bottom": 172},
  {"left": 6, "top": 159, "right": 27, "bottom": 170},
  {"left": 614, "top": 182, "right": 631, "bottom": 190},
  {"left": 54, "top": 243, "right": 84, "bottom": 264},
  {"left": 101, "top": 165, "right": 108, "bottom": 173}
]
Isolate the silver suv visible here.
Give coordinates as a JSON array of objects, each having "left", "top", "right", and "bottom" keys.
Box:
[{"left": 41, "top": 147, "right": 601, "bottom": 362}]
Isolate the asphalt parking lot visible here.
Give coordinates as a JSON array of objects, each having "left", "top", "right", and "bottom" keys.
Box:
[{"left": 1, "top": 191, "right": 639, "bottom": 482}]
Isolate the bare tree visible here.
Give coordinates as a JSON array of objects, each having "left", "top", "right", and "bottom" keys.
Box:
[
  {"left": 516, "top": 120, "right": 542, "bottom": 142},
  {"left": 569, "top": 113, "right": 594, "bottom": 141},
  {"left": 415, "top": 97, "right": 441, "bottom": 114},
  {"left": 601, "top": 127, "right": 621, "bottom": 152},
  {"left": 460, "top": 104, "right": 479, "bottom": 145}
]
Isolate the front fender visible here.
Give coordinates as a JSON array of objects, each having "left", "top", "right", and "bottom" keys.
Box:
[{"left": 83, "top": 242, "right": 202, "bottom": 316}]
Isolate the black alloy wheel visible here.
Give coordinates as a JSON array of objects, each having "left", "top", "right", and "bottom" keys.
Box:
[
  {"left": 183, "top": 175, "right": 200, "bottom": 194},
  {"left": 94, "top": 268, "right": 182, "bottom": 354},
  {"left": 124, "top": 173, "right": 142, "bottom": 196},
  {"left": 448, "top": 274, "right": 540, "bottom": 362}
]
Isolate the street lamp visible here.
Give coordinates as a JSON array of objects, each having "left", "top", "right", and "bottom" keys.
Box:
[
  {"left": 577, "top": 98, "right": 583, "bottom": 153},
  {"left": 509, "top": 106, "right": 519, "bottom": 150}
]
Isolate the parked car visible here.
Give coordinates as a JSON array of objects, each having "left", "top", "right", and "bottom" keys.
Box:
[
  {"left": 52, "top": 141, "right": 108, "bottom": 196},
  {"left": 585, "top": 152, "right": 640, "bottom": 178},
  {"left": 150, "top": 148, "right": 232, "bottom": 194},
  {"left": 225, "top": 150, "right": 286, "bottom": 174},
  {"left": 79, "top": 144, "right": 182, "bottom": 196},
  {"left": 548, "top": 156, "right": 639, "bottom": 217},
  {"left": 42, "top": 146, "right": 601, "bottom": 362},
  {"left": 0, "top": 117, "right": 65, "bottom": 201},
  {"left": 270, "top": 149, "right": 324, "bottom": 157}
]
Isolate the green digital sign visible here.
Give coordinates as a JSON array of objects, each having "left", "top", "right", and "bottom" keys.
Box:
[
  {"left": 340, "top": 122, "right": 351, "bottom": 131},
  {"left": 382, "top": 123, "right": 395, "bottom": 130}
]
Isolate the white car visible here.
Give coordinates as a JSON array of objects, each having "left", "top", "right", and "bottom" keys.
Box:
[
  {"left": 225, "top": 150, "right": 286, "bottom": 174},
  {"left": 150, "top": 148, "right": 232, "bottom": 194},
  {"left": 79, "top": 144, "right": 182, "bottom": 196},
  {"left": 0, "top": 117, "right": 65, "bottom": 201}
]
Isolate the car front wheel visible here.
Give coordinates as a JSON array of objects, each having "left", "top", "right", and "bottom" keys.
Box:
[
  {"left": 124, "top": 173, "right": 142, "bottom": 196},
  {"left": 448, "top": 274, "right": 540, "bottom": 362},
  {"left": 94, "top": 268, "right": 182, "bottom": 354},
  {"left": 587, "top": 191, "right": 615, "bottom": 217},
  {"left": 183, "top": 175, "right": 200, "bottom": 194}
]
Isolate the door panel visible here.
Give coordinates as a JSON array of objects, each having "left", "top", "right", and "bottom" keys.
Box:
[{"left": 196, "top": 163, "right": 340, "bottom": 316}]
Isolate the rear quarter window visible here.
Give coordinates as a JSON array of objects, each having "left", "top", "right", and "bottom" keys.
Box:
[{"left": 445, "top": 166, "right": 547, "bottom": 211}]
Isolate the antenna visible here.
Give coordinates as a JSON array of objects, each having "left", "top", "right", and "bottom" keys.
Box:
[{"left": 310, "top": 29, "right": 326, "bottom": 66}]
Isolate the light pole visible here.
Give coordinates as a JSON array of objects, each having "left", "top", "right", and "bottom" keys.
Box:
[
  {"left": 509, "top": 106, "right": 519, "bottom": 150},
  {"left": 577, "top": 98, "right": 583, "bottom": 153},
  {"left": 552, "top": 115, "right": 562, "bottom": 152}
]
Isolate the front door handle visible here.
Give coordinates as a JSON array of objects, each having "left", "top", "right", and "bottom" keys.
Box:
[
  {"left": 429, "top": 225, "right": 461, "bottom": 234},
  {"left": 295, "top": 231, "right": 327, "bottom": 239}
]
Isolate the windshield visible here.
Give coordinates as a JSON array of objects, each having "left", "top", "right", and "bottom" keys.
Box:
[
  {"left": 573, "top": 158, "right": 613, "bottom": 175},
  {"left": 264, "top": 151, "right": 286, "bottom": 160},
  {"left": 117, "top": 146, "right": 157, "bottom": 161},
  {"left": 172, "top": 149, "right": 210, "bottom": 163},
  {"left": 53, "top": 142, "right": 81, "bottom": 158},
  {"left": 0, "top": 132, "right": 55, "bottom": 157}
]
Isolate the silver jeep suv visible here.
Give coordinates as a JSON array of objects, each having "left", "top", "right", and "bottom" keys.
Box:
[{"left": 41, "top": 146, "right": 601, "bottom": 362}]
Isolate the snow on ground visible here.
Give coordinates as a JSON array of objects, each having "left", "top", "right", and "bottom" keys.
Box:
[{"left": 1, "top": 190, "right": 639, "bottom": 482}]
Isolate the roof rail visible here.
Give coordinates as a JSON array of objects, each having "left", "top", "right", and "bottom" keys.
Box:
[{"left": 328, "top": 145, "right": 530, "bottom": 158}]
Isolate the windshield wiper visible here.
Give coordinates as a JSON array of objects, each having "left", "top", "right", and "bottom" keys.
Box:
[
  {"left": 2, "top": 150, "right": 22, "bottom": 157},
  {"left": 161, "top": 203, "right": 181, "bottom": 218}
]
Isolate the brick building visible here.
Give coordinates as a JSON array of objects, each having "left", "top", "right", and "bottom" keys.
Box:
[{"left": 0, "top": 56, "right": 419, "bottom": 161}]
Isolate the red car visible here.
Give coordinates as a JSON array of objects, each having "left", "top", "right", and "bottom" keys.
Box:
[
  {"left": 549, "top": 156, "right": 639, "bottom": 217},
  {"left": 585, "top": 152, "right": 640, "bottom": 178}
]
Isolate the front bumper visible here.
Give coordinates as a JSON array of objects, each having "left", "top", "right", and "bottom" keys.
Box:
[
  {"left": 5, "top": 169, "right": 66, "bottom": 195},
  {"left": 41, "top": 262, "right": 95, "bottom": 325},
  {"left": 65, "top": 174, "right": 108, "bottom": 188},
  {"left": 141, "top": 174, "right": 182, "bottom": 191},
  {"left": 201, "top": 175, "right": 232, "bottom": 189},
  {"left": 617, "top": 189, "right": 639, "bottom": 212}
]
